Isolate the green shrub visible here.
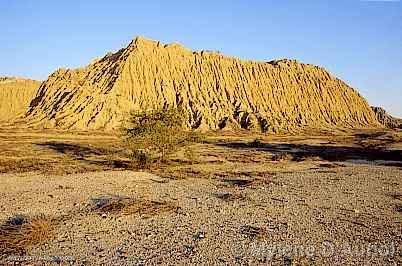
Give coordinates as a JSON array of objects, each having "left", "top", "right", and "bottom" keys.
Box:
[
  {"left": 128, "top": 149, "right": 154, "bottom": 169},
  {"left": 124, "top": 107, "right": 204, "bottom": 168}
]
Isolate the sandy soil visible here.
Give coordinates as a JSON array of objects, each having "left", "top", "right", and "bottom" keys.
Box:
[{"left": 0, "top": 129, "right": 401, "bottom": 265}]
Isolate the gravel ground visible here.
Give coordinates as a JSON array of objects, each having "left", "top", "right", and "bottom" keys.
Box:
[{"left": 0, "top": 163, "right": 401, "bottom": 265}]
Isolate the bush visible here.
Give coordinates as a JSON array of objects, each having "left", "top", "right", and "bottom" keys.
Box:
[
  {"left": 124, "top": 107, "right": 204, "bottom": 168},
  {"left": 128, "top": 149, "right": 154, "bottom": 169}
]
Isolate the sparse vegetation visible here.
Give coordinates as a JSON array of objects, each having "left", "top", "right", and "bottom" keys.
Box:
[
  {"left": 272, "top": 152, "right": 294, "bottom": 162},
  {"left": 90, "top": 195, "right": 177, "bottom": 216},
  {"left": 0, "top": 128, "right": 401, "bottom": 264},
  {"left": 0, "top": 158, "right": 49, "bottom": 174},
  {"left": 128, "top": 149, "right": 154, "bottom": 169},
  {"left": 214, "top": 192, "right": 246, "bottom": 201},
  {"left": 124, "top": 107, "right": 204, "bottom": 168},
  {"left": 240, "top": 225, "right": 268, "bottom": 240},
  {"left": 0, "top": 215, "right": 54, "bottom": 256}
]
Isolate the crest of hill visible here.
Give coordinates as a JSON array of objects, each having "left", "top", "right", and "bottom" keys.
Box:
[
  {"left": 25, "top": 36, "right": 380, "bottom": 132},
  {"left": 0, "top": 77, "right": 41, "bottom": 122}
]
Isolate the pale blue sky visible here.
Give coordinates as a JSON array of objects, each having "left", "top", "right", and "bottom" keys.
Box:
[{"left": 1, "top": 0, "right": 401, "bottom": 117}]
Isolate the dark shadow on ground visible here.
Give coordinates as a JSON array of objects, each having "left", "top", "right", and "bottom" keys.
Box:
[
  {"left": 36, "top": 142, "right": 131, "bottom": 169},
  {"left": 353, "top": 131, "right": 401, "bottom": 148},
  {"left": 213, "top": 141, "right": 402, "bottom": 166}
]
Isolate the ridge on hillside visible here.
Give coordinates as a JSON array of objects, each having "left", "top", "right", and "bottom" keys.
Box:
[
  {"left": 0, "top": 77, "right": 41, "bottom": 122},
  {"left": 372, "top": 106, "right": 402, "bottom": 129},
  {"left": 24, "top": 36, "right": 380, "bottom": 132}
]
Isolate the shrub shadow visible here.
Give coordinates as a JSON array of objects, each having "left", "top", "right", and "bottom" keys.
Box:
[{"left": 36, "top": 141, "right": 131, "bottom": 169}]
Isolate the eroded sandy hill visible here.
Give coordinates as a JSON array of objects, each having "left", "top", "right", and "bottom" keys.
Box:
[
  {"left": 372, "top": 106, "right": 402, "bottom": 129},
  {"left": 0, "top": 77, "right": 40, "bottom": 122},
  {"left": 25, "top": 37, "right": 380, "bottom": 132}
]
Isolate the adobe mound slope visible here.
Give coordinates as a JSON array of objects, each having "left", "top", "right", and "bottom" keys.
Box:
[
  {"left": 0, "top": 77, "right": 40, "bottom": 122},
  {"left": 26, "top": 37, "right": 380, "bottom": 132},
  {"left": 372, "top": 106, "right": 402, "bottom": 129}
]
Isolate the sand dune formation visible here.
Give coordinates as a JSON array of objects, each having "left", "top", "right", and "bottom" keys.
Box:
[{"left": 1, "top": 37, "right": 400, "bottom": 132}]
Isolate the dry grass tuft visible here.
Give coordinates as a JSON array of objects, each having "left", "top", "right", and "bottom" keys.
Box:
[
  {"left": 0, "top": 158, "right": 50, "bottom": 174},
  {"left": 240, "top": 225, "right": 268, "bottom": 240},
  {"left": 90, "top": 195, "right": 178, "bottom": 216},
  {"left": 0, "top": 214, "right": 54, "bottom": 256},
  {"left": 155, "top": 168, "right": 210, "bottom": 180},
  {"left": 214, "top": 192, "right": 246, "bottom": 201}
]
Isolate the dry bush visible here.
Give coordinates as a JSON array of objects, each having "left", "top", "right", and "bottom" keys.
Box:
[
  {"left": 0, "top": 215, "right": 54, "bottom": 256},
  {"left": 90, "top": 195, "right": 177, "bottom": 217},
  {"left": 128, "top": 149, "right": 153, "bottom": 169},
  {"left": 124, "top": 107, "right": 204, "bottom": 168}
]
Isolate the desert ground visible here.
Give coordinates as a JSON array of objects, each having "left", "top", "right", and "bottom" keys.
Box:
[{"left": 0, "top": 128, "right": 401, "bottom": 265}]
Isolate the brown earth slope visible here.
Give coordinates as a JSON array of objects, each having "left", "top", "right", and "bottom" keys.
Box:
[
  {"left": 25, "top": 37, "right": 380, "bottom": 132},
  {"left": 0, "top": 77, "right": 40, "bottom": 122},
  {"left": 372, "top": 106, "right": 402, "bottom": 129}
]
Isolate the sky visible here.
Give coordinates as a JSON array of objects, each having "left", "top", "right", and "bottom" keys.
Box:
[{"left": 1, "top": 0, "right": 401, "bottom": 117}]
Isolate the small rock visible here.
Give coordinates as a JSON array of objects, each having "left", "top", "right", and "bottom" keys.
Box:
[
  {"left": 184, "top": 244, "right": 195, "bottom": 254},
  {"left": 193, "top": 231, "right": 206, "bottom": 241},
  {"left": 116, "top": 248, "right": 128, "bottom": 258},
  {"left": 95, "top": 246, "right": 104, "bottom": 252}
]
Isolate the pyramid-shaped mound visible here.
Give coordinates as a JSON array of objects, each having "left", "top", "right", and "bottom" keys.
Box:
[
  {"left": 0, "top": 77, "right": 40, "bottom": 122},
  {"left": 25, "top": 36, "right": 380, "bottom": 132}
]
